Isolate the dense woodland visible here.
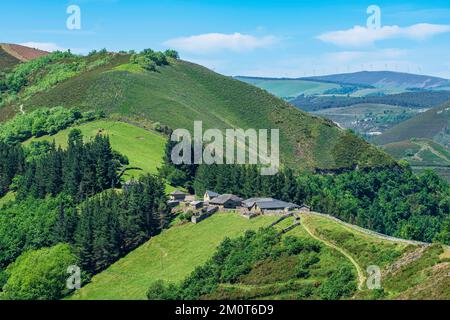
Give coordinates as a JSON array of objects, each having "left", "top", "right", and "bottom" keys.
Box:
[{"left": 0, "top": 130, "right": 169, "bottom": 300}]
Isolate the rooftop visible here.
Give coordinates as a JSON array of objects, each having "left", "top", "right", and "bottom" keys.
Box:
[
  {"left": 210, "top": 194, "right": 243, "bottom": 205},
  {"left": 243, "top": 197, "right": 300, "bottom": 210},
  {"left": 205, "top": 190, "right": 220, "bottom": 197},
  {"left": 170, "top": 190, "right": 186, "bottom": 195}
]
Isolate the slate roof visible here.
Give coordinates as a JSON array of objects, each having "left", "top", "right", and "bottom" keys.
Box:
[
  {"left": 243, "top": 198, "right": 300, "bottom": 210},
  {"left": 209, "top": 194, "right": 243, "bottom": 205},
  {"left": 205, "top": 190, "right": 220, "bottom": 197},
  {"left": 170, "top": 190, "right": 186, "bottom": 195}
]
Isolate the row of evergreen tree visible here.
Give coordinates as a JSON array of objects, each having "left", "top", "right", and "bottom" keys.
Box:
[
  {"left": 194, "top": 164, "right": 297, "bottom": 201},
  {"left": 57, "top": 175, "right": 169, "bottom": 274},
  {"left": 15, "top": 129, "right": 125, "bottom": 202},
  {"left": 0, "top": 129, "right": 170, "bottom": 278},
  {"left": 0, "top": 141, "right": 25, "bottom": 197}
]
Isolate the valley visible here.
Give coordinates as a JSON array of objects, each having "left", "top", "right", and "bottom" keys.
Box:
[{"left": 0, "top": 45, "right": 448, "bottom": 301}]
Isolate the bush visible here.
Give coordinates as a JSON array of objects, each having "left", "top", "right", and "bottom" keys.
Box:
[
  {"left": 0, "top": 107, "right": 102, "bottom": 144},
  {"left": 1, "top": 244, "right": 79, "bottom": 300},
  {"left": 318, "top": 266, "right": 356, "bottom": 300},
  {"left": 130, "top": 48, "right": 170, "bottom": 71},
  {"left": 147, "top": 280, "right": 179, "bottom": 300},
  {"left": 164, "top": 50, "right": 179, "bottom": 60}
]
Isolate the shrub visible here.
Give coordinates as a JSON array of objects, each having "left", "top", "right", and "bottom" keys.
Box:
[
  {"left": 1, "top": 244, "right": 79, "bottom": 300},
  {"left": 147, "top": 280, "right": 180, "bottom": 300}
]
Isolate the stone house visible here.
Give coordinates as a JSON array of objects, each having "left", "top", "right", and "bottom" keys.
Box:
[
  {"left": 241, "top": 198, "right": 300, "bottom": 215},
  {"left": 209, "top": 194, "right": 243, "bottom": 209},
  {"left": 203, "top": 190, "right": 220, "bottom": 202},
  {"left": 169, "top": 190, "right": 187, "bottom": 201}
]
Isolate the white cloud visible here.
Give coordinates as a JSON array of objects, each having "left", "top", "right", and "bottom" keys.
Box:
[
  {"left": 20, "top": 42, "right": 66, "bottom": 52},
  {"left": 317, "top": 23, "right": 450, "bottom": 47},
  {"left": 163, "top": 33, "right": 277, "bottom": 54}
]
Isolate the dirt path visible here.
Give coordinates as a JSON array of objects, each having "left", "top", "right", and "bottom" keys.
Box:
[
  {"left": 300, "top": 217, "right": 366, "bottom": 290},
  {"left": 306, "top": 211, "right": 427, "bottom": 246}
]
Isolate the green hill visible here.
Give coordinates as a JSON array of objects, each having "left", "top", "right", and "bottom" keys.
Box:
[
  {"left": 70, "top": 212, "right": 449, "bottom": 300},
  {"left": 1, "top": 52, "right": 394, "bottom": 171},
  {"left": 70, "top": 213, "right": 278, "bottom": 300},
  {"left": 374, "top": 102, "right": 450, "bottom": 147},
  {"left": 24, "top": 119, "right": 167, "bottom": 179},
  {"left": 382, "top": 139, "right": 450, "bottom": 182}
]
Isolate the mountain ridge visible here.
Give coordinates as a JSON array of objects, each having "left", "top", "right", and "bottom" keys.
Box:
[{"left": 0, "top": 50, "right": 395, "bottom": 171}]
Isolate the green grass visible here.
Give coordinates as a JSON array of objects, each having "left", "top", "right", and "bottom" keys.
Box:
[
  {"left": 24, "top": 120, "right": 167, "bottom": 179},
  {"left": 70, "top": 213, "right": 278, "bottom": 300},
  {"left": 68, "top": 210, "right": 449, "bottom": 300},
  {"left": 382, "top": 138, "right": 450, "bottom": 182},
  {"left": 301, "top": 214, "right": 407, "bottom": 270},
  {"left": 1, "top": 55, "right": 394, "bottom": 171},
  {"left": 0, "top": 192, "right": 15, "bottom": 208},
  {"left": 375, "top": 102, "right": 450, "bottom": 146}
]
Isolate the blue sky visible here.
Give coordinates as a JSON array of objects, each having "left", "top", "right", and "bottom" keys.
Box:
[{"left": 2, "top": 0, "right": 450, "bottom": 77}]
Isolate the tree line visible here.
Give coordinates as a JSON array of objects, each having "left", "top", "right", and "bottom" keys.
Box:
[
  {"left": 0, "top": 130, "right": 170, "bottom": 299},
  {"left": 15, "top": 129, "right": 124, "bottom": 202}
]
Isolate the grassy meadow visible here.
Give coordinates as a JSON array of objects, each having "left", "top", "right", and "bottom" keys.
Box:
[{"left": 24, "top": 120, "right": 167, "bottom": 179}]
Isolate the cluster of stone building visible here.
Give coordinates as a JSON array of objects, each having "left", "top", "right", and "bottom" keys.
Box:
[{"left": 169, "top": 190, "right": 310, "bottom": 224}]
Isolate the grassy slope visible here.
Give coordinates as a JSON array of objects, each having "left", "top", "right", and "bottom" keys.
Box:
[
  {"left": 24, "top": 120, "right": 166, "bottom": 179},
  {"left": 3, "top": 56, "right": 394, "bottom": 170},
  {"left": 70, "top": 213, "right": 278, "bottom": 300},
  {"left": 374, "top": 102, "right": 450, "bottom": 146},
  {"left": 70, "top": 212, "right": 449, "bottom": 300},
  {"left": 313, "top": 103, "right": 421, "bottom": 133},
  {"left": 0, "top": 47, "right": 20, "bottom": 71},
  {"left": 299, "top": 214, "right": 449, "bottom": 299},
  {"left": 382, "top": 138, "right": 450, "bottom": 182}
]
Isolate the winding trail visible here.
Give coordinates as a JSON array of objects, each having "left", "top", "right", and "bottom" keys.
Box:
[{"left": 300, "top": 216, "right": 366, "bottom": 290}]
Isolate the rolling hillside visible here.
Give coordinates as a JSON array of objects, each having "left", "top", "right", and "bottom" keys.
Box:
[
  {"left": 374, "top": 102, "right": 450, "bottom": 147},
  {"left": 312, "top": 103, "right": 424, "bottom": 136},
  {"left": 304, "top": 71, "right": 450, "bottom": 90},
  {"left": 70, "top": 212, "right": 450, "bottom": 300},
  {"left": 0, "top": 51, "right": 395, "bottom": 171},
  {"left": 382, "top": 139, "right": 450, "bottom": 182},
  {"left": 24, "top": 119, "right": 167, "bottom": 179},
  {"left": 0, "top": 43, "right": 48, "bottom": 71}
]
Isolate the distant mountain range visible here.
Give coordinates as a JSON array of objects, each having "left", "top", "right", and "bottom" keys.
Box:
[{"left": 302, "top": 71, "right": 450, "bottom": 90}]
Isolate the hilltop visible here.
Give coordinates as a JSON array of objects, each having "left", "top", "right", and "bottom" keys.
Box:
[
  {"left": 0, "top": 49, "right": 395, "bottom": 171},
  {"left": 0, "top": 43, "right": 48, "bottom": 71}
]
